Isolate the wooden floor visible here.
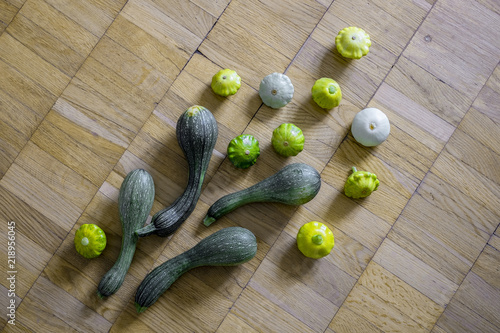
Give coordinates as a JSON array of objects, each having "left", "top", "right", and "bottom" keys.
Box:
[{"left": 1, "top": 0, "right": 500, "bottom": 332}]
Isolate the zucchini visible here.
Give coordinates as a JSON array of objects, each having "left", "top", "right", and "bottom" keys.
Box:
[
  {"left": 136, "top": 105, "right": 218, "bottom": 237},
  {"left": 203, "top": 163, "right": 321, "bottom": 226},
  {"left": 135, "top": 227, "right": 257, "bottom": 312},
  {"left": 97, "top": 169, "right": 155, "bottom": 298}
]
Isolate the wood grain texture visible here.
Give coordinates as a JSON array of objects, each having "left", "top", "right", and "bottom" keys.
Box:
[{"left": 0, "top": 0, "right": 500, "bottom": 332}]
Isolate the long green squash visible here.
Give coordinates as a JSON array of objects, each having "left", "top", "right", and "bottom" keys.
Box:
[
  {"left": 136, "top": 105, "right": 218, "bottom": 237},
  {"left": 135, "top": 227, "right": 257, "bottom": 313},
  {"left": 203, "top": 163, "right": 321, "bottom": 226},
  {"left": 97, "top": 169, "right": 155, "bottom": 298}
]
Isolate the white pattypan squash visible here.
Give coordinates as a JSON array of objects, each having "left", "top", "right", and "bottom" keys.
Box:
[
  {"left": 259, "top": 73, "right": 294, "bottom": 109},
  {"left": 351, "top": 108, "right": 390, "bottom": 147}
]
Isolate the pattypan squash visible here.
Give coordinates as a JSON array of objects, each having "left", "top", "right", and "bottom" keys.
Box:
[
  {"left": 297, "top": 221, "right": 335, "bottom": 259},
  {"left": 259, "top": 72, "right": 294, "bottom": 109},
  {"left": 227, "top": 134, "right": 260, "bottom": 169},
  {"left": 211, "top": 69, "right": 241, "bottom": 96},
  {"left": 271, "top": 123, "right": 304, "bottom": 157},
  {"left": 74, "top": 224, "right": 107, "bottom": 259},
  {"left": 311, "top": 78, "right": 342, "bottom": 109},
  {"left": 336, "top": 27, "right": 371, "bottom": 59},
  {"left": 344, "top": 167, "right": 379, "bottom": 199},
  {"left": 351, "top": 107, "right": 390, "bottom": 147}
]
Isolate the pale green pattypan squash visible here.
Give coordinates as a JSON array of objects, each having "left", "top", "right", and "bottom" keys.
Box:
[
  {"left": 311, "top": 78, "right": 342, "bottom": 109},
  {"left": 344, "top": 167, "right": 379, "bottom": 199}
]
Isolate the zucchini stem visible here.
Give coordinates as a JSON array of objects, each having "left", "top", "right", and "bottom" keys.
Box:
[
  {"left": 135, "top": 222, "right": 156, "bottom": 237},
  {"left": 203, "top": 216, "right": 216, "bottom": 227}
]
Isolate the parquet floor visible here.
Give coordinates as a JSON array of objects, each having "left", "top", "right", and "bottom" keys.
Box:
[{"left": 1, "top": 0, "right": 499, "bottom": 332}]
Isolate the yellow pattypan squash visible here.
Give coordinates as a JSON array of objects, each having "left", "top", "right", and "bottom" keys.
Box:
[
  {"left": 74, "top": 224, "right": 107, "bottom": 259},
  {"left": 335, "top": 27, "right": 371, "bottom": 59},
  {"left": 296, "top": 221, "right": 334, "bottom": 259}
]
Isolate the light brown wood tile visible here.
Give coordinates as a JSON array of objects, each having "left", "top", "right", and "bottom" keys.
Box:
[
  {"left": 372, "top": 239, "right": 458, "bottom": 306},
  {"left": 1, "top": 0, "right": 500, "bottom": 332},
  {"left": 6, "top": 14, "right": 86, "bottom": 76}
]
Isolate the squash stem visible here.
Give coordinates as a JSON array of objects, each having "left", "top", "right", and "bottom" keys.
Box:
[
  {"left": 203, "top": 216, "right": 216, "bottom": 227},
  {"left": 352, "top": 166, "right": 357, "bottom": 173},
  {"left": 135, "top": 223, "right": 156, "bottom": 237},
  {"left": 135, "top": 303, "right": 148, "bottom": 314}
]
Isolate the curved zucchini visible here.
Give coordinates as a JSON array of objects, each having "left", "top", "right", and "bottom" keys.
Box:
[
  {"left": 135, "top": 227, "right": 257, "bottom": 312},
  {"left": 136, "top": 106, "right": 218, "bottom": 237},
  {"left": 97, "top": 169, "right": 155, "bottom": 298},
  {"left": 203, "top": 163, "right": 321, "bottom": 226}
]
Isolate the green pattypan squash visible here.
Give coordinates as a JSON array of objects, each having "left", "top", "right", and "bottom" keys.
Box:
[
  {"left": 271, "top": 123, "right": 304, "bottom": 157},
  {"left": 259, "top": 72, "right": 294, "bottom": 109},
  {"left": 227, "top": 134, "right": 260, "bottom": 169},
  {"left": 335, "top": 27, "right": 371, "bottom": 59},
  {"left": 211, "top": 69, "right": 241, "bottom": 96},
  {"left": 311, "top": 78, "right": 342, "bottom": 109},
  {"left": 344, "top": 167, "right": 379, "bottom": 199},
  {"left": 74, "top": 224, "right": 107, "bottom": 259},
  {"left": 297, "top": 221, "right": 335, "bottom": 259}
]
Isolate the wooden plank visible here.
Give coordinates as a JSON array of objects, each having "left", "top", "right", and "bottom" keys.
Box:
[
  {"left": 19, "top": 0, "right": 100, "bottom": 56},
  {"left": 0, "top": 225, "right": 52, "bottom": 297},
  {"left": 358, "top": 262, "right": 444, "bottom": 329},
  {"left": 373, "top": 239, "right": 458, "bottom": 306},
  {"left": 459, "top": 107, "right": 500, "bottom": 157},
  {"left": 431, "top": 150, "right": 500, "bottom": 216},
  {"left": 230, "top": 286, "right": 316, "bottom": 333},
  {"left": 6, "top": 14, "right": 85, "bottom": 76},
  {"left": 330, "top": 306, "right": 384, "bottom": 333},
  {"left": 90, "top": 36, "right": 172, "bottom": 102},
  {"left": 105, "top": 15, "right": 185, "bottom": 79},
  {"left": 120, "top": 0, "right": 202, "bottom": 57},
  {"left": 451, "top": 271, "right": 500, "bottom": 328},
  {"left": 0, "top": 59, "right": 56, "bottom": 117},
  {"left": 0, "top": 185, "right": 65, "bottom": 253},
  {"left": 0, "top": 0, "right": 20, "bottom": 26},
  {"left": 434, "top": 300, "right": 500, "bottom": 333},
  {"left": 248, "top": 257, "right": 339, "bottom": 332},
  {"left": 16, "top": 276, "right": 112, "bottom": 332},
  {"left": 471, "top": 245, "right": 500, "bottom": 291},
  {"left": 446, "top": 129, "right": 500, "bottom": 184},
  {"left": 43, "top": 0, "right": 125, "bottom": 37},
  {"left": 0, "top": 33, "right": 70, "bottom": 97},
  {"left": 342, "top": 284, "right": 428, "bottom": 333},
  {"left": 216, "top": 312, "right": 259, "bottom": 333},
  {"left": 417, "top": 172, "right": 499, "bottom": 236},
  {"left": 404, "top": 0, "right": 500, "bottom": 99},
  {"left": 199, "top": 18, "right": 290, "bottom": 90},
  {"left": 385, "top": 56, "right": 471, "bottom": 127}
]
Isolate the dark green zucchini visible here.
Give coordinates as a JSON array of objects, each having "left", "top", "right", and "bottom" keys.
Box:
[
  {"left": 136, "top": 105, "right": 218, "bottom": 237},
  {"left": 97, "top": 169, "right": 155, "bottom": 298},
  {"left": 203, "top": 163, "right": 321, "bottom": 226},
  {"left": 135, "top": 227, "right": 257, "bottom": 313}
]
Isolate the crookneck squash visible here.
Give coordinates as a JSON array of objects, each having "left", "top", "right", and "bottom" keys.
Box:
[
  {"left": 203, "top": 163, "right": 321, "bottom": 226},
  {"left": 136, "top": 105, "right": 218, "bottom": 237},
  {"left": 135, "top": 227, "right": 257, "bottom": 313},
  {"left": 97, "top": 169, "right": 155, "bottom": 298}
]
